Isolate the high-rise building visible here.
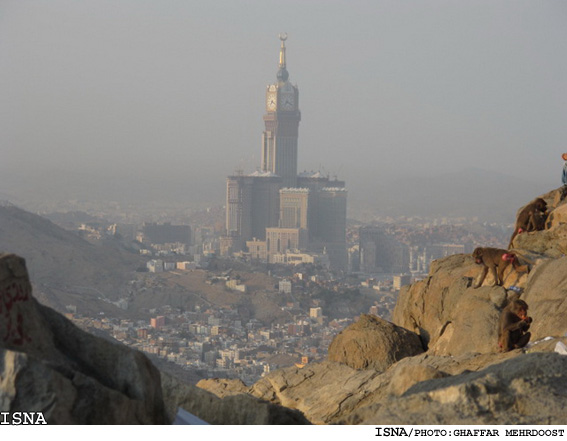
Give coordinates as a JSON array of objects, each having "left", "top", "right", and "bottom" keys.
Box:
[
  {"left": 222, "top": 34, "right": 347, "bottom": 270},
  {"left": 279, "top": 188, "right": 309, "bottom": 229}
]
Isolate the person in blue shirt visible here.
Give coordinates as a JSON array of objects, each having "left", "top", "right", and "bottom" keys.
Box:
[{"left": 561, "top": 153, "right": 567, "bottom": 201}]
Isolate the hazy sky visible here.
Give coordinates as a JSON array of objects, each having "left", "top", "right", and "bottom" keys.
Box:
[{"left": 1, "top": 0, "right": 566, "bottom": 209}]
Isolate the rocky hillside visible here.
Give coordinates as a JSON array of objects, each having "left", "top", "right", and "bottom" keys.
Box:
[
  {"left": 193, "top": 187, "right": 567, "bottom": 424},
  {"left": 0, "top": 203, "right": 143, "bottom": 315}
]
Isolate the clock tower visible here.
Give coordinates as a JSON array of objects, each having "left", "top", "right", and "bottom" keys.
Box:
[
  {"left": 261, "top": 33, "right": 301, "bottom": 188},
  {"left": 223, "top": 34, "right": 347, "bottom": 270}
]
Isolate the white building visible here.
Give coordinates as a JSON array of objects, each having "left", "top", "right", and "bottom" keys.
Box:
[{"left": 147, "top": 259, "right": 164, "bottom": 273}]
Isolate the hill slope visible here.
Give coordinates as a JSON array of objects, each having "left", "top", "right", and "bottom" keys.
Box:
[{"left": 0, "top": 203, "right": 142, "bottom": 314}]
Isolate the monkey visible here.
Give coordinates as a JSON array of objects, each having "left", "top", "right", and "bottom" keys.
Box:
[
  {"left": 498, "top": 299, "right": 532, "bottom": 352},
  {"left": 508, "top": 197, "right": 547, "bottom": 248},
  {"left": 527, "top": 209, "right": 547, "bottom": 232},
  {"left": 472, "top": 247, "right": 528, "bottom": 289}
]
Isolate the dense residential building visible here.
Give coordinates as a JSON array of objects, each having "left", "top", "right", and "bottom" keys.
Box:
[
  {"left": 359, "top": 226, "right": 410, "bottom": 274},
  {"left": 147, "top": 259, "right": 164, "bottom": 273},
  {"left": 393, "top": 274, "right": 412, "bottom": 290},
  {"left": 221, "top": 34, "right": 347, "bottom": 270}
]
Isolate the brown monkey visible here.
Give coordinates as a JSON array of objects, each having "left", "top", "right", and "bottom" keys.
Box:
[
  {"left": 498, "top": 299, "right": 532, "bottom": 352},
  {"left": 472, "top": 247, "right": 528, "bottom": 288},
  {"left": 527, "top": 209, "right": 547, "bottom": 231},
  {"left": 508, "top": 198, "right": 547, "bottom": 248}
]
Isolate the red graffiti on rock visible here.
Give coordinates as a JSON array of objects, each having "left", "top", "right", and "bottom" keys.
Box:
[{"left": 1, "top": 282, "right": 32, "bottom": 345}]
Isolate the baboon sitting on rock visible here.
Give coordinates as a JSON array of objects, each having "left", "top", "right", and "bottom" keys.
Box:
[
  {"left": 472, "top": 247, "right": 528, "bottom": 289},
  {"left": 498, "top": 299, "right": 532, "bottom": 352},
  {"left": 508, "top": 197, "right": 548, "bottom": 248}
]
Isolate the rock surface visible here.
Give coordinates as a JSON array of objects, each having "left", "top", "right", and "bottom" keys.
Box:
[
  {"left": 341, "top": 353, "right": 567, "bottom": 424},
  {"left": 391, "top": 255, "right": 508, "bottom": 356},
  {"left": 196, "top": 378, "right": 249, "bottom": 399},
  {"left": 0, "top": 253, "right": 168, "bottom": 424},
  {"left": 249, "top": 361, "right": 386, "bottom": 424},
  {"left": 162, "top": 372, "right": 309, "bottom": 424},
  {"left": 328, "top": 314, "right": 424, "bottom": 370},
  {"left": 244, "top": 350, "right": 525, "bottom": 424},
  {"left": 387, "top": 364, "right": 449, "bottom": 397}
]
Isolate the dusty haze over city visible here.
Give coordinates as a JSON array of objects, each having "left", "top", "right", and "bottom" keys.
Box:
[{"left": 1, "top": 1, "right": 565, "bottom": 220}]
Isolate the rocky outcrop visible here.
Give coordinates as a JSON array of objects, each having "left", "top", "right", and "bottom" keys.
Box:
[
  {"left": 510, "top": 187, "right": 567, "bottom": 255},
  {"left": 328, "top": 314, "right": 423, "bottom": 370},
  {"left": 0, "top": 253, "right": 168, "bottom": 424},
  {"left": 196, "top": 378, "right": 249, "bottom": 398},
  {"left": 162, "top": 372, "right": 309, "bottom": 424},
  {"left": 244, "top": 349, "right": 526, "bottom": 424},
  {"left": 341, "top": 353, "right": 567, "bottom": 424},
  {"left": 392, "top": 188, "right": 567, "bottom": 356},
  {"left": 392, "top": 258, "right": 514, "bottom": 356},
  {"left": 521, "top": 257, "right": 567, "bottom": 338},
  {"left": 512, "top": 224, "right": 567, "bottom": 257},
  {"left": 249, "top": 361, "right": 386, "bottom": 424}
]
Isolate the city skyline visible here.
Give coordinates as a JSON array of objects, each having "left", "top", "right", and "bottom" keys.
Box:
[{"left": 1, "top": 1, "right": 565, "bottom": 219}]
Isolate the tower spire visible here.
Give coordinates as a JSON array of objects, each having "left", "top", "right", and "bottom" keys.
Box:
[
  {"left": 279, "top": 32, "right": 287, "bottom": 68},
  {"left": 277, "top": 33, "right": 289, "bottom": 83}
]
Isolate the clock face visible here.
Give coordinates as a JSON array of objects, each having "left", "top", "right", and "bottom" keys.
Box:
[
  {"left": 266, "top": 92, "right": 277, "bottom": 111},
  {"left": 281, "top": 93, "right": 294, "bottom": 110}
]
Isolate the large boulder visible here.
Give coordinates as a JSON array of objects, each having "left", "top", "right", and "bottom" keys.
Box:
[
  {"left": 392, "top": 254, "right": 509, "bottom": 355},
  {"left": 522, "top": 257, "right": 567, "bottom": 338},
  {"left": 0, "top": 254, "right": 168, "bottom": 424},
  {"left": 393, "top": 254, "right": 474, "bottom": 352},
  {"left": 328, "top": 314, "right": 424, "bottom": 370},
  {"left": 547, "top": 203, "right": 567, "bottom": 227},
  {"left": 429, "top": 285, "right": 503, "bottom": 355}
]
